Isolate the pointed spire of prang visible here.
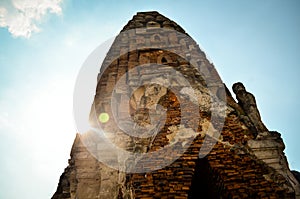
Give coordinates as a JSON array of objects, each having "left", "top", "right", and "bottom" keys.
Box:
[{"left": 121, "top": 11, "right": 186, "bottom": 34}]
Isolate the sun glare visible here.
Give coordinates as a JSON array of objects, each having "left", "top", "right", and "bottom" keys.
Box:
[{"left": 20, "top": 76, "right": 76, "bottom": 192}]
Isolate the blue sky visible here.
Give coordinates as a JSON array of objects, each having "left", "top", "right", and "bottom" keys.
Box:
[{"left": 0, "top": 0, "right": 299, "bottom": 198}]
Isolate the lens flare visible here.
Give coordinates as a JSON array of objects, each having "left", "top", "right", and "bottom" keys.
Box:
[{"left": 98, "top": 112, "right": 109, "bottom": 123}]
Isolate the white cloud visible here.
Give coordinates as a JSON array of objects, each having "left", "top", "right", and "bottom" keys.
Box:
[
  {"left": 0, "top": 7, "right": 7, "bottom": 27},
  {"left": 0, "top": 0, "right": 62, "bottom": 38}
]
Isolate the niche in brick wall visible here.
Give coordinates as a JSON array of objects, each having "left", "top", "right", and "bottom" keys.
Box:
[{"left": 188, "top": 158, "right": 219, "bottom": 199}]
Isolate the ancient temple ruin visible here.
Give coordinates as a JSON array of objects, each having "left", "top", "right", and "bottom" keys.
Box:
[{"left": 52, "top": 11, "right": 300, "bottom": 199}]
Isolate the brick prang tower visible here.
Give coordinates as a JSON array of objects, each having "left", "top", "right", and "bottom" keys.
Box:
[{"left": 52, "top": 11, "right": 300, "bottom": 199}]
